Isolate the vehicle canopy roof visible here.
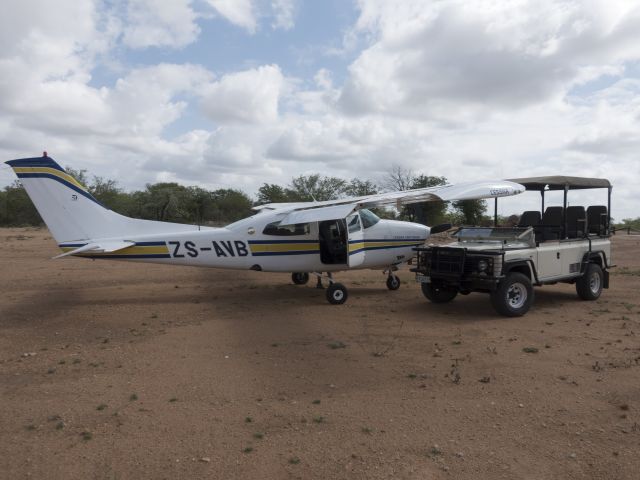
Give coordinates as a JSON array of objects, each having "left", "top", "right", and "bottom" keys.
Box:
[{"left": 507, "top": 176, "right": 611, "bottom": 191}]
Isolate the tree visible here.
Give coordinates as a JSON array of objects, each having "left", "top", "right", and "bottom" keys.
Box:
[
  {"left": 256, "top": 183, "right": 290, "bottom": 204},
  {"left": 288, "top": 174, "right": 346, "bottom": 201},
  {"left": 381, "top": 165, "right": 414, "bottom": 192},
  {"left": 0, "top": 181, "right": 42, "bottom": 226},
  {"left": 405, "top": 175, "right": 448, "bottom": 225},
  {"left": 135, "top": 183, "right": 191, "bottom": 222},
  {"left": 210, "top": 189, "right": 253, "bottom": 224},
  {"left": 452, "top": 199, "right": 487, "bottom": 225},
  {"left": 344, "top": 178, "right": 378, "bottom": 197}
]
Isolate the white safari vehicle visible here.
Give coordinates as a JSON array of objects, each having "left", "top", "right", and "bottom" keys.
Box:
[{"left": 413, "top": 176, "right": 613, "bottom": 316}]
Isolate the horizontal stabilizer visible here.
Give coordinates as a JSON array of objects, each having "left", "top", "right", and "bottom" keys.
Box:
[{"left": 53, "top": 240, "right": 135, "bottom": 259}]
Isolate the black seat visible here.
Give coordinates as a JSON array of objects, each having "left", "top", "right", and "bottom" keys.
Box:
[
  {"left": 565, "top": 206, "right": 586, "bottom": 238},
  {"left": 587, "top": 205, "right": 608, "bottom": 235},
  {"left": 536, "top": 206, "right": 563, "bottom": 241},
  {"left": 517, "top": 210, "right": 541, "bottom": 228}
]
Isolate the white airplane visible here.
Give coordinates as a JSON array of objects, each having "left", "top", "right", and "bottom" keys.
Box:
[{"left": 5, "top": 154, "right": 524, "bottom": 304}]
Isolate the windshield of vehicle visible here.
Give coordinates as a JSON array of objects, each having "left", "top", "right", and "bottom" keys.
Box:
[
  {"left": 359, "top": 208, "right": 380, "bottom": 229},
  {"left": 454, "top": 227, "right": 534, "bottom": 245}
]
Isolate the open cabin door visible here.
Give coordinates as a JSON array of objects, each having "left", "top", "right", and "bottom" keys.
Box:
[{"left": 347, "top": 212, "right": 365, "bottom": 267}]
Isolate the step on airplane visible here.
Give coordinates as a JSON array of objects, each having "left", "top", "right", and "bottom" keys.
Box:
[{"left": 5, "top": 154, "right": 524, "bottom": 304}]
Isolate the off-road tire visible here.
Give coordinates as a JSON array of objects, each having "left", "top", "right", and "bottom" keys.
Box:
[
  {"left": 490, "top": 272, "right": 533, "bottom": 317},
  {"left": 421, "top": 283, "right": 458, "bottom": 303},
  {"left": 576, "top": 263, "right": 603, "bottom": 301}
]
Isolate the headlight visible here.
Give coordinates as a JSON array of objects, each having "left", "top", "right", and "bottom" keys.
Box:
[{"left": 477, "top": 259, "right": 489, "bottom": 272}]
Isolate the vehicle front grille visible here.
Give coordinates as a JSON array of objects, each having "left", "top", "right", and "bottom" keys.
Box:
[
  {"left": 421, "top": 247, "right": 501, "bottom": 278},
  {"left": 429, "top": 248, "right": 465, "bottom": 275}
]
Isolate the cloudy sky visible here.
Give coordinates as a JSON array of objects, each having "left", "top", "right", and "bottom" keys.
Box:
[{"left": 0, "top": 0, "right": 639, "bottom": 219}]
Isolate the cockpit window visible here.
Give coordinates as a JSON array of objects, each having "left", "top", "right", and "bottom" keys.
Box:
[
  {"left": 262, "top": 222, "right": 310, "bottom": 236},
  {"left": 347, "top": 213, "right": 361, "bottom": 233},
  {"left": 359, "top": 209, "right": 380, "bottom": 229}
]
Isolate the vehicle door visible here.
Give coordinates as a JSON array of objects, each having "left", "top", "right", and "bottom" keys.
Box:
[
  {"left": 347, "top": 212, "right": 365, "bottom": 267},
  {"left": 536, "top": 241, "right": 562, "bottom": 279}
]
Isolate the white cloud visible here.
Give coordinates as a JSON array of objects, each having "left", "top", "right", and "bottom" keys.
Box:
[
  {"left": 339, "top": 0, "right": 640, "bottom": 119},
  {"left": 201, "top": 65, "right": 285, "bottom": 124},
  {"left": 205, "top": 0, "right": 257, "bottom": 33},
  {"left": 1, "top": 0, "right": 640, "bottom": 221},
  {"left": 122, "top": 0, "right": 200, "bottom": 49},
  {"left": 271, "top": 0, "right": 296, "bottom": 30}
]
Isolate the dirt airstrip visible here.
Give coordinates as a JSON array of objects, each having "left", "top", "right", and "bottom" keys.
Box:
[{"left": 1, "top": 228, "right": 639, "bottom": 480}]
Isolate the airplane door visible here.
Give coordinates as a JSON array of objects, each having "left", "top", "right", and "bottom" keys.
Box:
[{"left": 347, "top": 212, "right": 365, "bottom": 267}]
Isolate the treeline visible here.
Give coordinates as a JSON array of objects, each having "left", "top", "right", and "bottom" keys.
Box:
[{"left": 0, "top": 165, "right": 490, "bottom": 227}]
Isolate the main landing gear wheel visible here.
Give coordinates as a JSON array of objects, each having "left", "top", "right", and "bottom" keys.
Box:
[
  {"left": 326, "top": 283, "right": 348, "bottom": 305},
  {"left": 386, "top": 274, "right": 400, "bottom": 291},
  {"left": 576, "top": 263, "right": 603, "bottom": 301},
  {"left": 490, "top": 272, "right": 533, "bottom": 317},
  {"left": 291, "top": 272, "right": 310, "bottom": 285}
]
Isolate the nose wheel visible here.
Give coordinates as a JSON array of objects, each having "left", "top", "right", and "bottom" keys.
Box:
[
  {"left": 386, "top": 274, "right": 400, "bottom": 290},
  {"left": 306, "top": 270, "right": 400, "bottom": 305}
]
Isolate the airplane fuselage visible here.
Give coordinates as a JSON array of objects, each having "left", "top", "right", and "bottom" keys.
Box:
[{"left": 58, "top": 210, "right": 429, "bottom": 273}]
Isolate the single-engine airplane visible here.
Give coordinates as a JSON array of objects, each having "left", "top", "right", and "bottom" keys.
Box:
[{"left": 5, "top": 154, "right": 524, "bottom": 304}]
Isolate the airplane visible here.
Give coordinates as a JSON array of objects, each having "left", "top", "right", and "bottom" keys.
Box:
[{"left": 5, "top": 153, "right": 524, "bottom": 304}]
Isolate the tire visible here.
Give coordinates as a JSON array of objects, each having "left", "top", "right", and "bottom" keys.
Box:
[
  {"left": 421, "top": 283, "right": 458, "bottom": 303},
  {"left": 386, "top": 275, "right": 400, "bottom": 291},
  {"left": 291, "top": 272, "right": 309, "bottom": 285},
  {"left": 490, "top": 272, "right": 533, "bottom": 317},
  {"left": 576, "top": 263, "right": 603, "bottom": 300},
  {"left": 326, "top": 283, "right": 348, "bottom": 305}
]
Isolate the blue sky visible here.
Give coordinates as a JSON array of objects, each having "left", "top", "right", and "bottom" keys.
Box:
[{"left": 1, "top": 0, "right": 639, "bottom": 219}]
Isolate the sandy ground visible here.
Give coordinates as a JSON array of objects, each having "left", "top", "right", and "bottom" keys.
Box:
[{"left": 1, "top": 228, "right": 639, "bottom": 480}]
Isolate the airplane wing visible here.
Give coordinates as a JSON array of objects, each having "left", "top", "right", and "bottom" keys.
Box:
[
  {"left": 53, "top": 240, "right": 136, "bottom": 259},
  {"left": 275, "top": 180, "right": 524, "bottom": 225}
]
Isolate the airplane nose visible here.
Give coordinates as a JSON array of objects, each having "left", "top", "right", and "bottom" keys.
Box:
[{"left": 416, "top": 224, "right": 430, "bottom": 241}]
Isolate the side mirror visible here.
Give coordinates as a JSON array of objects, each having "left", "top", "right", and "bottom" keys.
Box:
[{"left": 429, "top": 223, "right": 452, "bottom": 235}]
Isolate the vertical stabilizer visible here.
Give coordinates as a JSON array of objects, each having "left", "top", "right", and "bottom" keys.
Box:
[{"left": 5, "top": 154, "right": 201, "bottom": 243}]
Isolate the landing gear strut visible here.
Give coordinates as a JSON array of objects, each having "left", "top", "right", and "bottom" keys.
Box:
[
  {"left": 310, "top": 272, "right": 345, "bottom": 304},
  {"left": 384, "top": 266, "right": 401, "bottom": 291}
]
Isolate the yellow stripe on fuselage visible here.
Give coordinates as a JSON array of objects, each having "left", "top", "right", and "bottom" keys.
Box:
[
  {"left": 348, "top": 242, "right": 365, "bottom": 253},
  {"left": 362, "top": 241, "right": 421, "bottom": 249},
  {"left": 13, "top": 167, "right": 89, "bottom": 192},
  {"left": 250, "top": 243, "right": 319, "bottom": 253}
]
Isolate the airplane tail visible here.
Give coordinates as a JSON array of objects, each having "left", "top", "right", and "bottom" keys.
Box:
[{"left": 5, "top": 154, "right": 200, "bottom": 244}]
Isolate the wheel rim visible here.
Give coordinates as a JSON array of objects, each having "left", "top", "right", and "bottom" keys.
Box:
[
  {"left": 507, "top": 282, "right": 527, "bottom": 309},
  {"left": 589, "top": 272, "right": 601, "bottom": 293},
  {"left": 391, "top": 277, "right": 399, "bottom": 288},
  {"left": 333, "top": 289, "right": 344, "bottom": 301}
]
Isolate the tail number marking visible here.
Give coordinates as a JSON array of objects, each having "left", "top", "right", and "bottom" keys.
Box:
[{"left": 169, "top": 240, "right": 248, "bottom": 258}]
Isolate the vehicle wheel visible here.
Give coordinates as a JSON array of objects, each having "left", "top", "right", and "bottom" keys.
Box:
[
  {"left": 326, "top": 283, "right": 348, "bottom": 305},
  {"left": 421, "top": 283, "right": 458, "bottom": 303},
  {"left": 576, "top": 263, "right": 603, "bottom": 300},
  {"left": 291, "top": 272, "right": 309, "bottom": 285},
  {"left": 386, "top": 274, "right": 400, "bottom": 291},
  {"left": 490, "top": 272, "right": 533, "bottom": 317}
]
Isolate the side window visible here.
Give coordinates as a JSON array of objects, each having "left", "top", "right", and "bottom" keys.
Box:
[
  {"left": 263, "top": 222, "right": 310, "bottom": 236},
  {"left": 347, "top": 214, "right": 361, "bottom": 233},
  {"left": 359, "top": 209, "right": 380, "bottom": 229}
]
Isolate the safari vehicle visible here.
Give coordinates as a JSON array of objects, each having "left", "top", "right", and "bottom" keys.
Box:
[{"left": 412, "top": 176, "right": 613, "bottom": 316}]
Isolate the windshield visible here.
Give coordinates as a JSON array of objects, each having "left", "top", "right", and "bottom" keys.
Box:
[
  {"left": 359, "top": 208, "right": 380, "bottom": 229},
  {"left": 455, "top": 227, "right": 534, "bottom": 246}
]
